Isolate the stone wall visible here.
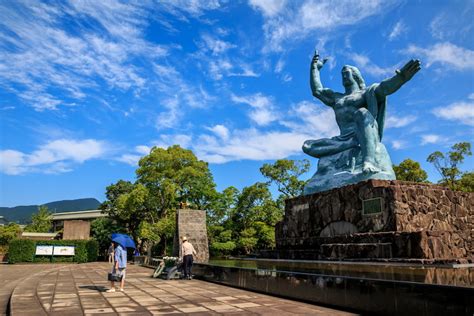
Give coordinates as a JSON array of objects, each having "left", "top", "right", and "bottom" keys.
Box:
[
  {"left": 275, "top": 180, "right": 473, "bottom": 260},
  {"left": 63, "top": 220, "right": 90, "bottom": 240},
  {"left": 173, "top": 209, "right": 209, "bottom": 263}
]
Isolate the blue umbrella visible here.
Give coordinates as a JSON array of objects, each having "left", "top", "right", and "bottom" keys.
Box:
[{"left": 111, "top": 233, "right": 136, "bottom": 249}]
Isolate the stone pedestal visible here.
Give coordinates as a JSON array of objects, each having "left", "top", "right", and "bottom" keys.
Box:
[
  {"left": 275, "top": 180, "right": 473, "bottom": 261},
  {"left": 173, "top": 209, "right": 209, "bottom": 263}
]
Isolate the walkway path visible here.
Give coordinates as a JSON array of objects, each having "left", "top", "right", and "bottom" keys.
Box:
[
  {"left": 5, "top": 262, "right": 359, "bottom": 315},
  {"left": 0, "top": 264, "right": 67, "bottom": 316}
]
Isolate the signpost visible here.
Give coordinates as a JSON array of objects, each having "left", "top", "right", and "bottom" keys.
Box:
[{"left": 35, "top": 245, "right": 75, "bottom": 262}]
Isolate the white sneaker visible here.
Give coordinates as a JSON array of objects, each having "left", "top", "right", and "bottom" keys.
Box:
[
  {"left": 119, "top": 288, "right": 124, "bottom": 292},
  {"left": 106, "top": 288, "right": 116, "bottom": 293}
]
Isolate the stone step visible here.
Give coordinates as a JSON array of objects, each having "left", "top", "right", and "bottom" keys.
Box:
[{"left": 320, "top": 242, "right": 393, "bottom": 259}]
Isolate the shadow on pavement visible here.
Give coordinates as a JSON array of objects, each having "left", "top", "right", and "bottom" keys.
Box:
[{"left": 78, "top": 285, "right": 108, "bottom": 292}]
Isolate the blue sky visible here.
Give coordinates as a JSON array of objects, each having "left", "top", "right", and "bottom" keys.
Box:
[{"left": 0, "top": 0, "right": 473, "bottom": 207}]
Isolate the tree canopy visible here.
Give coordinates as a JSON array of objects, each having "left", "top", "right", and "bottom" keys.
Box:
[
  {"left": 24, "top": 205, "right": 52, "bottom": 233},
  {"left": 427, "top": 142, "right": 472, "bottom": 191},
  {"left": 393, "top": 158, "right": 429, "bottom": 182}
]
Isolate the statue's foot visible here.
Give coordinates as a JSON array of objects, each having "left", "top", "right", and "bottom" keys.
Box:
[{"left": 363, "top": 161, "right": 380, "bottom": 174}]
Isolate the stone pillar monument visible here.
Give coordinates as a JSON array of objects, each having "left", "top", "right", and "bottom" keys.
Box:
[{"left": 173, "top": 209, "right": 209, "bottom": 263}]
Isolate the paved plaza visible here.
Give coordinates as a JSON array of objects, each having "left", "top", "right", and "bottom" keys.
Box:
[{"left": 1, "top": 262, "right": 359, "bottom": 315}]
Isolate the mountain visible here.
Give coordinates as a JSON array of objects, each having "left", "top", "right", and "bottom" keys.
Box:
[{"left": 0, "top": 198, "right": 102, "bottom": 224}]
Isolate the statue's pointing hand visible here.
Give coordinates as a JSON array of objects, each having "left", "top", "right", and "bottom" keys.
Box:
[
  {"left": 396, "top": 59, "right": 421, "bottom": 82},
  {"left": 311, "top": 50, "right": 329, "bottom": 70}
]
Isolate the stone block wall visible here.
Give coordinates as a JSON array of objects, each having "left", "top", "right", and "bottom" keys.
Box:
[
  {"left": 173, "top": 209, "right": 209, "bottom": 263},
  {"left": 276, "top": 180, "right": 473, "bottom": 260}
]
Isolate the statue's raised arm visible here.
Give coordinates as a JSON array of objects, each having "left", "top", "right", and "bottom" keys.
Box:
[
  {"left": 310, "top": 51, "right": 336, "bottom": 107},
  {"left": 375, "top": 59, "right": 421, "bottom": 100}
]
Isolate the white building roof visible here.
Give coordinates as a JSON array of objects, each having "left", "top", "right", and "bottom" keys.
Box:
[
  {"left": 51, "top": 209, "right": 108, "bottom": 221},
  {"left": 22, "top": 232, "right": 58, "bottom": 238}
]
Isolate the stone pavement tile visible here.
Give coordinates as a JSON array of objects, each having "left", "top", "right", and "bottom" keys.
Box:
[
  {"left": 145, "top": 304, "right": 175, "bottom": 311},
  {"left": 115, "top": 306, "right": 146, "bottom": 312},
  {"left": 175, "top": 306, "right": 209, "bottom": 313},
  {"left": 147, "top": 307, "right": 182, "bottom": 315},
  {"left": 83, "top": 307, "right": 115, "bottom": 313},
  {"left": 200, "top": 303, "right": 244, "bottom": 313},
  {"left": 214, "top": 296, "right": 239, "bottom": 301},
  {"left": 232, "top": 302, "right": 262, "bottom": 308},
  {"left": 243, "top": 306, "right": 297, "bottom": 316}
]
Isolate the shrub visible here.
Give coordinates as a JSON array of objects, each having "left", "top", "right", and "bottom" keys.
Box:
[
  {"left": 86, "top": 240, "right": 99, "bottom": 262},
  {"left": 7, "top": 239, "right": 99, "bottom": 264},
  {"left": 8, "top": 239, "right": 35, "bottom": 263}
]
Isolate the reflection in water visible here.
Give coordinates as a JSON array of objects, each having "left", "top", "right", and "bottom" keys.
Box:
[{"left": 208, "top": 258, "right": 473, "bottom": 287}]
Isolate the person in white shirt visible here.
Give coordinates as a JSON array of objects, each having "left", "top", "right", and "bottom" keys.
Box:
[{"left": 181, "top": 236, "right": 197, "bottom": 280}]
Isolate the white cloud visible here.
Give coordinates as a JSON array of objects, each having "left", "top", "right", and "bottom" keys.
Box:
[
  {"left": 0, "top": 1, "right": 168, "bottom": 111},
  {"left": 249, "top": 0, "right": 287, "bottom": 17},
  {"left": 404, "top": 42, "right": 474, "bottom": 71},
  {"left": 391, "top": 140, "right": 406, "bottom": 150},
  {"left": 0, "top": 150, "right": 27, "bottom": 175},
  {"left": 231, "top": 93, "right": 278, "bottom": 125},
  {"left": 0, "top": 139, "right": 108, "bottom": 175},
  {"left": 159, "top": 0, "right": 221, "bottom": 17},
  {"left": 195, "top": 128, "right": 308, "bottom": 163},
  {"left": 433, "top": 100, "right": 474, "bottom": 126},
  {"left": 388, "top": 21, "right": 406, "bottom": 41},
  {"left": 251, "top": 0, "right": 394, "bottom": 52},
  {"left": 152, "top": 64, "right": 214, "bottom": 128},
  {"left": 282, "top": 101, "right": 339, "bottom": 138},
  {"left": 385, "top": 115, "right": 417, "bottom": 128},
  {"left": 421, "top": 134, "right": 444, "bottom": 145},
  {"left": 348, "top": 53, "right": 394, "bottom": 77},
  {"left": 275, "top": 59, "right": 284, "bottom": 73},
  {"left": 208, "top": 125, "right": 230, "bottom": 140},
  {"left": 201, "top": 34, "right": 236, "bottom": 55}
]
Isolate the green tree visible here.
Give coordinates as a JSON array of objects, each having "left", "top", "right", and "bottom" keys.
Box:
[
  {"left": 90, "top": 218, "right": 124, "bottom": 257},
  {"left": 136, "top": 145, "right": 218, "bottom": 216},
  {"left": 260, "top": 159, "right": 310, "bottom": 198},
  {"left": 209, "top": 226, "right": 236, "bottom": 256},
  {"left": 233, "top": 182, "right": 282, "bottom": 231},
  {"left": 207, "top": 186, "right": 239, "bottom": 226},
  {"left": 114, "top": 183, "right": 150, "bottom": 241},
  {"left": 457, "top": 172, "right": 474, "bottom": 192},
  {"left": 0, "top": 223, "right": 21, "bottom": 245},
  {"left": 24, "top": 205, "right": 52, "bottom": 232},
  {"left": 393, "top": 158, "right": 429, "bottom": 182},
  {"left": 101, "top": 180, "right": 134, "bottom": 219},
  {"left": 237, "top": 227, "right": 258, "bottom": 255},
  {"left": 427, "top": 142, "right": 472, "bottom": 190}
]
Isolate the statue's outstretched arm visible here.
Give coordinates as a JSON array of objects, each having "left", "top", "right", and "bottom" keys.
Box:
[
  {"left": 310, "top": 52, "right": 335, "bottom": 107},
  {"left": 375, "top": 59, "right": 421, "bottom": 99}
]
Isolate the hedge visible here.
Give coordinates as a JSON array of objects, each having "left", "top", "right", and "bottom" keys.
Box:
[{"left": 8, "top": 239, "right": 98, "bottom": 264}]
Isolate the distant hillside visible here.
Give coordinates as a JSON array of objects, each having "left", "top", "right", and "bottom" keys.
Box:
[{"left": 0, "top": 198, "right": 101, "bottom": 224}]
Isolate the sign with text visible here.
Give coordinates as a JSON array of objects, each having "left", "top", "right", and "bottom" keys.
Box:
[
  {"left": 53, "top": 246, "right": 75, "bottom": 256},
  {"left": 35, "top": 245, "right": 54, "bottom": 256},
  {"left": 362, "top": 198, "right": 383, "bottom": 216}
]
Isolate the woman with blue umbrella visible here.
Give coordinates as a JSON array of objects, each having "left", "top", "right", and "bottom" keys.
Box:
[{"left": 107, "top": 233, "right": 136, "bottom": 292}]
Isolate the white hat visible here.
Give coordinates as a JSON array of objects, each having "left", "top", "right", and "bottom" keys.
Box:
[{"left": 182, "top": 236, "right": 187, "bottom": 241}]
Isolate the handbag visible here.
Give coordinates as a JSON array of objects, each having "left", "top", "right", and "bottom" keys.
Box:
[{"left": 108, "top": 271, "right": 123, "bottom": 282}]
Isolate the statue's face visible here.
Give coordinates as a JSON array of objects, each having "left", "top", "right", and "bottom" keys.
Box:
[{"left": 342, "top": 67, "right": 356, "bottom": 87}]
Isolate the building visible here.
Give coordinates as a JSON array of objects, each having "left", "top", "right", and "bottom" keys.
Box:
[{"left": 51, "top": 210, "right": 108, "bottom": 240}]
